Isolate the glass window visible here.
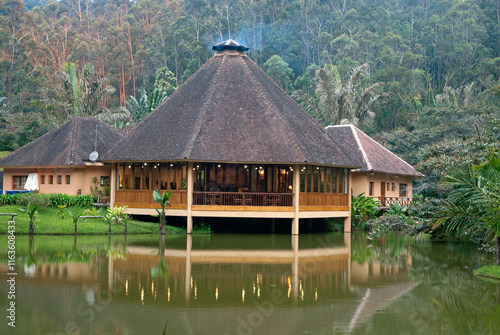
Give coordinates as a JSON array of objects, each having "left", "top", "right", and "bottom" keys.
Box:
[
  {"left": 41, "top": 175, "right": 45, "bottom": 184},
  {"left": 369, "top": 182, "right": 373, "bottom": 196},
  {"left": 325, "top": 168, "right": 331, "bottom": 193},
  {"left": 319, "top": 167, "right": 325, "bottom": 193},
  {"left": 49, "top": 175, "right": 53, "bottom": 184},
  {"left": 332, "top": 168, "right": 337, "bottom": 193},
  {"left": 399, "top": 183, "right": 407, "bottom": 197},
  {"left": 344, "top": 169, "right": 349, "bottom": 194},
  {"left": 57, "top": 175, "right": 62, "bottom": 184},
  {"left": 13, "top": 176, "right": 28, "bottom": 190},
  {"left": 143, "top": 165, "right": 150, "bottom": 190},
  {"left": 338, "top": 169, "right": 344, "bottom": 194},
  {"left": 313, "top": 167, "right": 319, "bottom": 192},
  {"left": 306, "top": 166, "right": 312, "bottom": 192},
  {"left": 66, "top": 175, "right": 71, "bottom": 184},
  {"left": 100, "top": 176, "right": 110, "bottom": 186},
  {"left": 300, "top": 167, "right": 305, "bottom": 192}
]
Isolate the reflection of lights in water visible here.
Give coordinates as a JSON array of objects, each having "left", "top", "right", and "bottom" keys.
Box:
[
  {"left": 315, "top": 288, "right": 318, "bottom": 302},
  {"left": 151, "top": 281, "right": 155, "bottom": 296},
  {"left": 287, "top": 276, "right": 291, "bottom": 298},
  {"left": 242, "top": 287, "right": 245, "bottom": 303},
  {"left": 257, "top": 287, "right": 260, "bottom": 299},
  {"left": 253, "top": 281, "right": 256, "bottom": 295},
  {"left": 299, "top": 280, "right": 304, "bottom": 300},
  {"left": 125, "top": 279, "right": 129, "bottom": 296},
  {"left": 194, "top": 283, "right": 198, "bottom": 300},
  {"left": 167, "top": 287, "right": 171, "bottom": 302},
  {"left": 24, "top": 264, "right": 36, "bottom": 278},
  {"left": 215, "top": 286, "right": 219, "bottom": 301},
  {"left": 190, "top": 277, "right": 193, "bottom": 289},
  {"left": 141, "top": 286, "right": 144, "bottom": 305}
]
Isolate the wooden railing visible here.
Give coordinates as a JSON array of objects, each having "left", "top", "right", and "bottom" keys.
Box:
[
  {"left": 299, "top": 193, "right": 349, "bottom": 207},
  {"left": 375, "top": 197, "right": 413, "bottom": 207},
  {"left": 115, "top": 190, "right": 187, "bottom": 207},
  {"left": 193, "top": 192, "right": 293, "bottom": 207}
]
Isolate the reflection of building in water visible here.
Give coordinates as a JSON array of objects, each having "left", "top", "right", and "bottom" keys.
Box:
[
  {"left": 0, "top": 263, "right": 100, "bottom": 284},
  {"left": 111, "top": 235, "right": 351, "bottom": 306},
  {"left": 2, "top": 235, "right": 418, "bottom": 334}
]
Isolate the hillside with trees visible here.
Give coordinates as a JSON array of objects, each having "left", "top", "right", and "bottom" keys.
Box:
[{"left": 1, "top": 0, "right": 499, "bottom": 171}]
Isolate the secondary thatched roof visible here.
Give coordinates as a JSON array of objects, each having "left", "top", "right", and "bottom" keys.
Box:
[
  {"left": 325, "top": 125, "right": 423, "bottom": 177},
  {"left": 0, "top": 117, "right": 123, "bottom": 167},
  {"left": 106, "top": 47, "right": 361, "bottom": 167}
]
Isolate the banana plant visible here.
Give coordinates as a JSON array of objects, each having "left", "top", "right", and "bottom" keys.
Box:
[
  {"left": 20, "top": 201, "right": 39, "bottom": 235},
  {"left": 153, "top": 189, "right": 171, "bottom": 235},
  {"left": 67, "top": 210, "right": 83, "bottom": 235}
]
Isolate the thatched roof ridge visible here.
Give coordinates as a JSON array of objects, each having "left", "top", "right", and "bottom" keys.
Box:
[
  {"left": 325, "top": 125, "right": 423, "bottom": 177},
  {"left": 106, "top": 50, "right": 362, "bottom": 167},
  {"left": 0, "top": 117, "right": 123, "bottom": 167}
]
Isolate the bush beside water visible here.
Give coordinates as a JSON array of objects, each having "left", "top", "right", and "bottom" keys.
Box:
[{"left": 0, "top": 193, "right": 93, "bottom": 207}]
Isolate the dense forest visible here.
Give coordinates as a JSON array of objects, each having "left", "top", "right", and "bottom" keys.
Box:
[{"left": 1, "top": 0, "right": 500, "bottom": 194}]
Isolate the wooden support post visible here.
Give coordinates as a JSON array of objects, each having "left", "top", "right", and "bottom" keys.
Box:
[
  {"left": 110, "top": 163, "right": 117, "bottom": 208},
  {"left": 292, "top": 164, "right": 300, "bottom": 235},
  {"left": 344, "top": 170, "right": 352, "bottom": 233},
  {"left": 187, "top": 162, "right": 194, "bottom": 234}
]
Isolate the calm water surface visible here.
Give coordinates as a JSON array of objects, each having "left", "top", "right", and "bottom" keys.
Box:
[{"left": 0, "top": 232, "right": 499, "bottom": 335}]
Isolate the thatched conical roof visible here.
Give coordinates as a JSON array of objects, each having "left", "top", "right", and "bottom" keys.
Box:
[
  {"left": 326, "top": 125, "right": 423, "bottom": 177},
  {"left": 0, "top": 117, "right": 123, "bottom": 167},
  {"left": 106, "top": 47, "right": 361, "bottom": 167}
]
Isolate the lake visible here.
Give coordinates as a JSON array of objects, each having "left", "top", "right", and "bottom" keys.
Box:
[{"left": 0, "top": 232, "right": 499, "bottom": 335}]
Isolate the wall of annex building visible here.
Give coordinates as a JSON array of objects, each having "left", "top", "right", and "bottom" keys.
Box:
[
  {"left": 2, "top": 166, "right": 111, "bottom": 195},
  {"left": 351, "top": 171, "right": 414, "bottom": 198}
]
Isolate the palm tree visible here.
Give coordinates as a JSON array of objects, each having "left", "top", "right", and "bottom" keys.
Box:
[
  {"left": 294, "top": 63, "right": 386, "bottom": 127},
  {"left": 153, "top": 189, "right": 172, "bottom": 235},
  {"left": 434, "top": 152, "right": 500, "bottom": 265},
  {"left": 126, "top": 88, "right": 168, "bottom": 123}
]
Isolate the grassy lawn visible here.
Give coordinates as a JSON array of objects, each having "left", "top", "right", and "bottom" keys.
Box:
[
  {"left": 0, "top": 205, "right": 185, "bottom": 235},
  {"left": 474, "top": 265, "right": 500, "bottom": 280}
]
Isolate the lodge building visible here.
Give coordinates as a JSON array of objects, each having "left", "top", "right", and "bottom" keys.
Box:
[{"left": 105, "top": 40, "right": 363, "bottom": 234}]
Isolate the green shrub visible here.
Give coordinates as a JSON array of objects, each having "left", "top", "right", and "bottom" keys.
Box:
[
  {"left": 0, "top": 194, "right": 18, "bottom": 205},
  {"left": 49, "top": 194, "right": 93, "bottom": 207},
  {"left": 82, "top": 207, "right": 103, "bottom": 216},
  {"left": 351, "top": 192, "right": 380, "bottom": 229},
  {"left": 18, "top": 193, "right": 51, "bottom": 207}
]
